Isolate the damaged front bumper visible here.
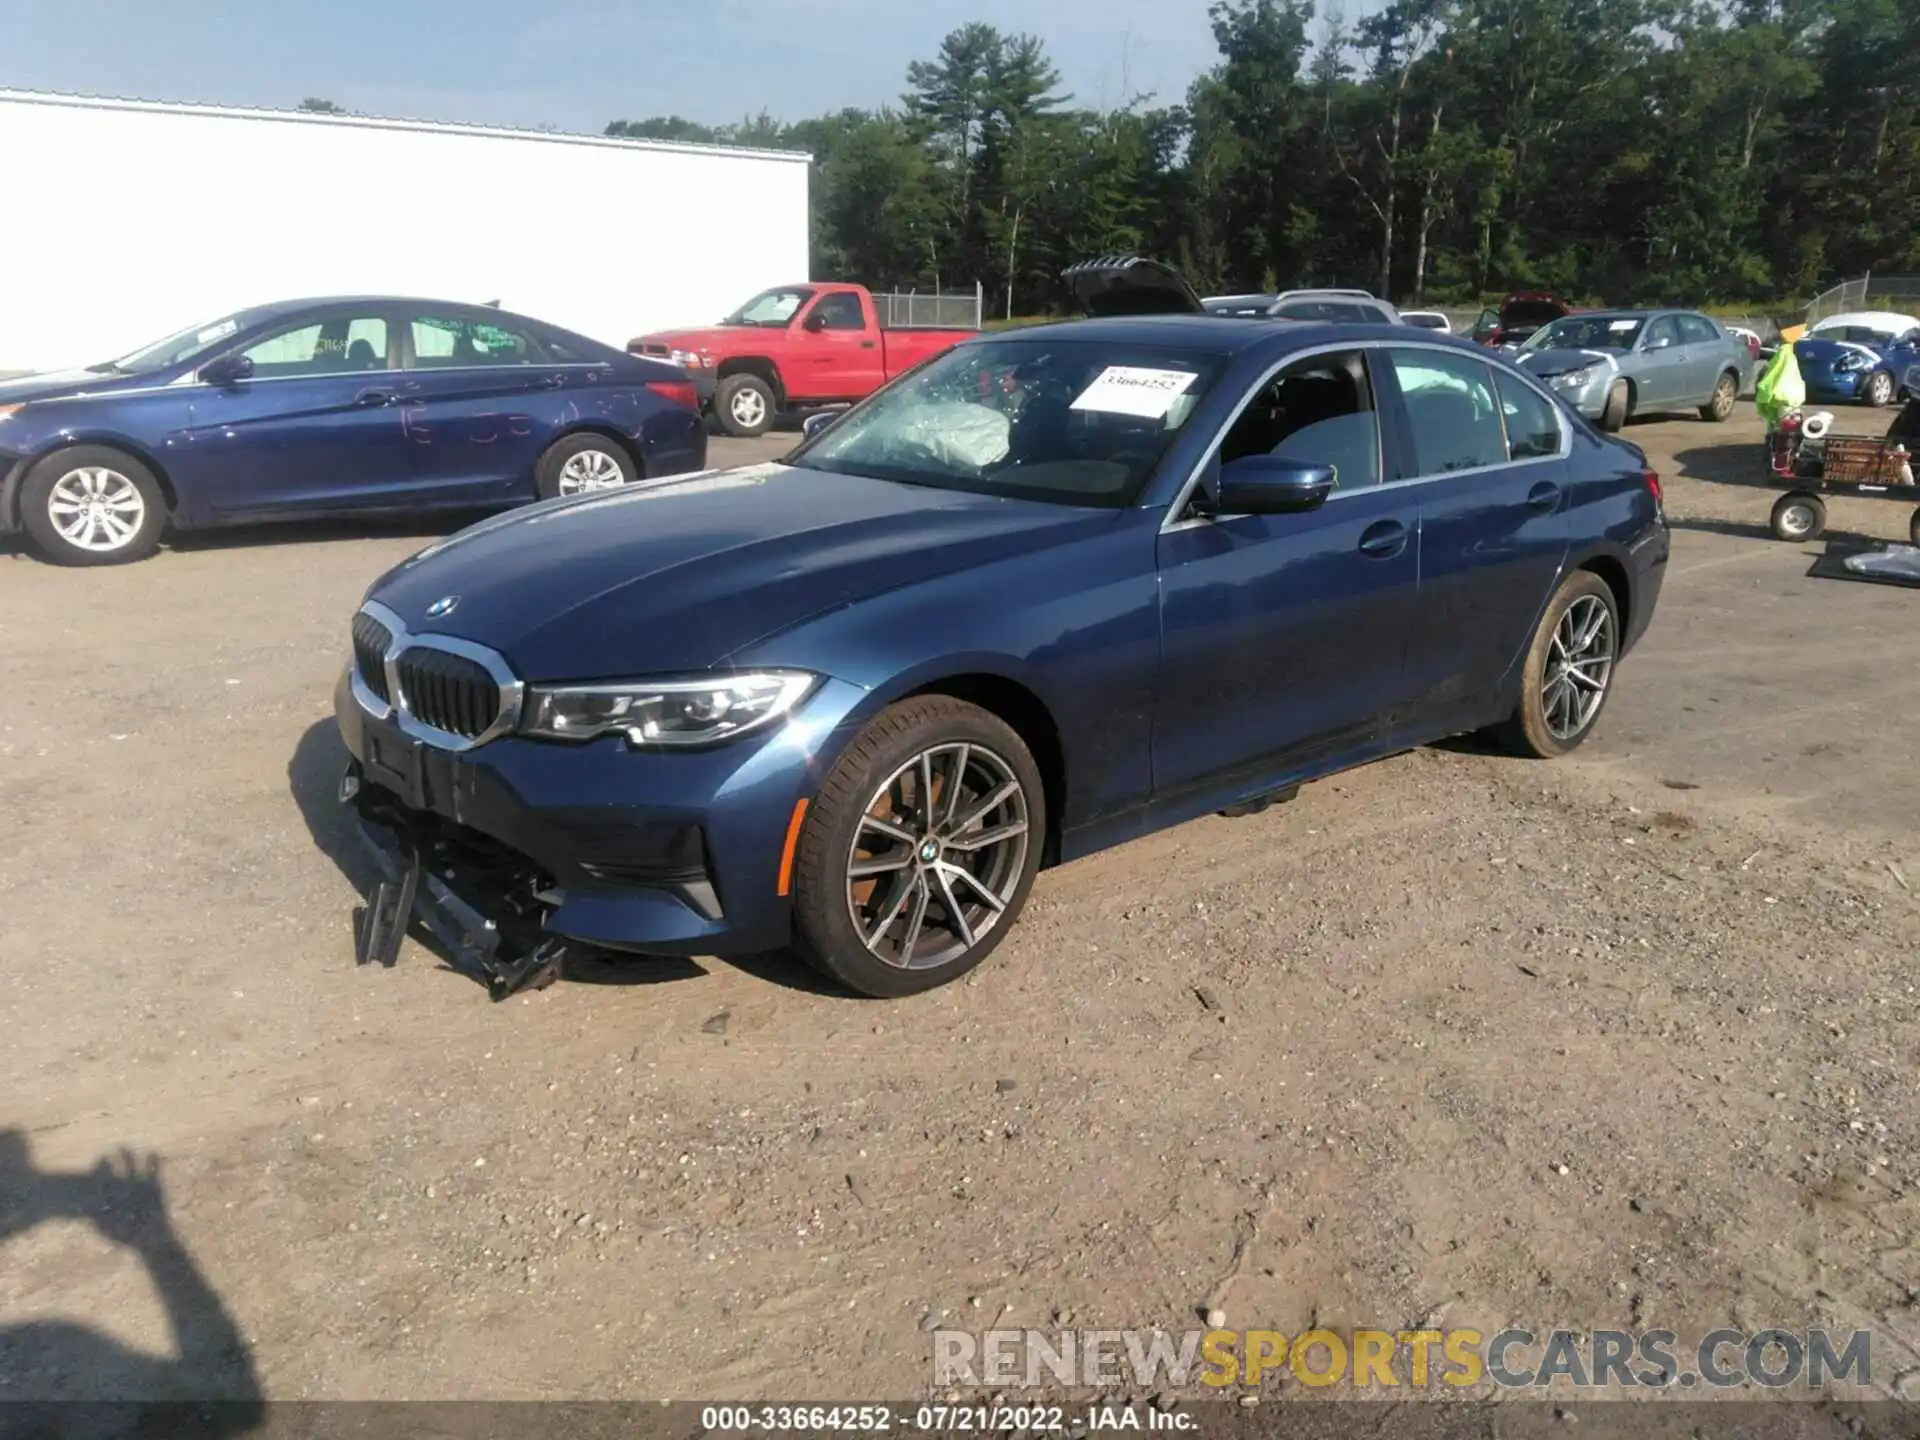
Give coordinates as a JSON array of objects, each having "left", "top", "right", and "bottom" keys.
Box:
[{"left": 343, "top": 764, "right": 574, "bottom": 1000}]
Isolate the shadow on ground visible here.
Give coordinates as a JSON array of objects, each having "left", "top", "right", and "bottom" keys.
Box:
[{"left": 0, "top": 1129, "right": 263, "bottom": 1428}]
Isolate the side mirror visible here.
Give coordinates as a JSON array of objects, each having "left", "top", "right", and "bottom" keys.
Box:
[
  {"left": 801, "top": 411, "right": 837, "bottom": 439},
  {"left": 1212, "top": 456, "right": 1336, "bottom": 515},
  {"left": 198, "top": 353, "right": 254, "bottom": 386},
  {"left": 802, "top": 310, "right": 829, "bottom": 332}
]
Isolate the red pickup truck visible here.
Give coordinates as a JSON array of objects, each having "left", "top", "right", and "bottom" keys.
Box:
[{"left": 629, "top": 283, "right": 979, "bottom": 437}]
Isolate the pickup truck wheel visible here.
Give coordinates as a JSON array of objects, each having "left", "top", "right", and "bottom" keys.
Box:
[
  {"left": 789, "top": 696, "right": 1045, "bottom": 998},
  {"left": 20, "top": 446, "right": 166, "bottom": 566},
  {"left": 716, "top": 374, "right": 775, "bottom": 437}
]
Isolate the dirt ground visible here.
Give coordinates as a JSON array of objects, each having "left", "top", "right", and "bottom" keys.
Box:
[{"left": 2, "top": 402, "right": 1919, "bottom": 1411}]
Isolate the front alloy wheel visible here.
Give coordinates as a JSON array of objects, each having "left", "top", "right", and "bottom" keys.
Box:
[
  {"left": 1863, "top": 370, "right": 1895, "bottom": 407},
  {"left": 845, "top": 742, "right": 1030, "bottom": 971},
  {"left": 791, "top": 696, "right": 1046, "bottom": 997},
  {"left": 20, "top": 444, "right": 166, "bottom": 565}
]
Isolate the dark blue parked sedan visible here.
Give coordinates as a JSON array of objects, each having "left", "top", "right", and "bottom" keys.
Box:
[
  {"left": 0, "top": 298, "right": 705, "bottom": 565},
  {"left": 334, "top": 263, "right": 1667, "bottom": 999}
]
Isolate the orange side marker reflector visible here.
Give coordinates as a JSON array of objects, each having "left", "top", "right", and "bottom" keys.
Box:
[{"left": 776, "top": 798, "right": 809, "bottom": 897}]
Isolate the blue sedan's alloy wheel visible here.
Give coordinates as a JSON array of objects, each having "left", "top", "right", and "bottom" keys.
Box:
[
  {"left": 1863, "top": 370, "right": 1895, "bottom": 408},
  {"left": 790, "top": 695, "right": 1046, "bottom": 997},
  {"left": 535, "top": 434, "right": 637, "bottom": 501},
  {"left": 20, "top": 445, "right": 167, "bottom": 566},
  {"left": 1494, "top": 570, "right": 1620, "bottom": 759}
]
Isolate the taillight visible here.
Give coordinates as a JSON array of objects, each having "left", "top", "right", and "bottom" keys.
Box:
[
  {"left": 1642, "top": 468, "right": 1663, "bottom": 504},
  {"left": 646, "top": 380, "right": 698, "bottom": 409}
]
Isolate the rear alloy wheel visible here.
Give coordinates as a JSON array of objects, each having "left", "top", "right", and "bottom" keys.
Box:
[
  {"left": 1599, "top": 380, "right": 1629, "bottom": 432},
  {"left": 790, "top": 696, "right": 1045, "bottom": 997},
  {"left": 1495, "top": 571, "right": 1620, "bottom": 759},
  {"left": 20, "top": 445, "right": 166, "bottom": 565},
  {"left": 535, "top": 434, "right": 636, "bottom": 500},
  {"left": 1862, "top": 370, "right": 1895, "bottom": 408},
  {"left": 1770, "top": 490, "right": 1826, "bottom": 542},
  {"left": 1700, "top": 370, "right": 1738, "bottom": 422},
  {"left": 716, "top": 374, "right": 776, "bottom": 438}
]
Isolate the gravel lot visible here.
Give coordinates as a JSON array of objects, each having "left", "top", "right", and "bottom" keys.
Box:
[{"left": 2, "top": 403, "right": 1918, "bottom": 1409}]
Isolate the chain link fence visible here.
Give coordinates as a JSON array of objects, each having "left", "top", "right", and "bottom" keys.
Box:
[
  {"left": 873, "top": 285, "right": 984, "bottom": 330},
  {"left": 1803, "top": 275, "right": 1920, "bottom": 328}
]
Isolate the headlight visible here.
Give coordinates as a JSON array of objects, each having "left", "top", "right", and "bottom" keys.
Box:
[
  {"left": 1551, "top": 366, "right": 1597, "bottom": 389},
  {"left": 1833, "top": 351, "right": 1872, "bottom": 373},
  {"left": 669, "top": 349, "right": 711, "bottom": 369},
  {"left": 521, "top": 670, "right": 816, "bottom": 748}
]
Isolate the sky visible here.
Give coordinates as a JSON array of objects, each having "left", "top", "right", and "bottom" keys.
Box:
[{"left": 0, "top": 0, "right": 1281, "bottom": 136}]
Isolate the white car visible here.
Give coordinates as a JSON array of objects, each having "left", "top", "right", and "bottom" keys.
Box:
[{"left": 1401, "top": 310, "right": 1452, "bottom": 332}]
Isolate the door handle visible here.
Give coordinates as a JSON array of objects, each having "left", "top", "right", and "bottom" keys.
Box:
[
  {"left": 1526, "top": 480, "right": 1562, "bottom": 512},
  {"left": 1358, "top": 519, "right": 1407, "bottom": 558},
  {"left": 860, "top": 340, "right": 877, "bottom": 350},
  {"left": 354, "top": 388, "right": 396, "bottom": 407},
  {"left": 534, "top": 372, "right": 568, "bottom": 389}
]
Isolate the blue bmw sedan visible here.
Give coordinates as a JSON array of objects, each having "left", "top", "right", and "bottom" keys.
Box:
[
  {"left": 0, "top": 298, "right": 705, "bottom": 565},
  {"left": 333, "top": 264, "right": 1668, "bottom": 999}
]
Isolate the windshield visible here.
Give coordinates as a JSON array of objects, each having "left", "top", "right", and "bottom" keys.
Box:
[
  {"left": 789, "top": 339, "right": 1224, "bottom": 508},
  {"left": 94, "top": 314, "right": 247, "bottom": 374},
  {"left": 1524, "top": 315, "right": 1645, "bottom": 353},
  {"left": 722, "top": 287, "right": 815, "bottom": 327}
]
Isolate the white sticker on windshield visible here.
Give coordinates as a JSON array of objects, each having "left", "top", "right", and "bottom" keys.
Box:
[
  {"left": 1070, "top": 366, "right": 1198, "bottom": 419},
  {"left": 1608, "top": 319, "right": 1638, "bottom": 332},
  {"left": 197, "top": 319, "right": 239, "bottom": 345}
]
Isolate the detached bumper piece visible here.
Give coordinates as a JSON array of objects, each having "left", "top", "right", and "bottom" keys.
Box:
[{"left": 343, "top": 765, "right": 575, "bottom": 1002}]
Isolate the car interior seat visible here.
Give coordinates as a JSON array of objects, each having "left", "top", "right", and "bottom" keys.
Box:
[{"left": 346, "top": 339, "right": 379, "bottom": 369}]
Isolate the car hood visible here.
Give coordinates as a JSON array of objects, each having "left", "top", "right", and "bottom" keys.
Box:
[
  {"left": 364, "top": 462, "right": 1116, "bottom": 681},
  {"left": 1517, "top": 347, "right": 1618, "bottom": 379},
  {"left": 628, "top": 325, "right": 767, "bottom": 354},
  {"left": 1795, "top": 337, "right": 1882, "bottom": 367},
  {"left": 0, "top": 368, "right": 170, "bottom": 404}
]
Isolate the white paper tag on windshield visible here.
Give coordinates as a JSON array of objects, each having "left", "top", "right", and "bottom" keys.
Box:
[
  {"left": 1608, "top": 319, "right": 1637, "bottom": 332},
  {"left": 1070, "top": 366, "right": 1197, "bottom": 419}
]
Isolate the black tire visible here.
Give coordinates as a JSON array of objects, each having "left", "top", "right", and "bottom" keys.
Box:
[
  {"left": 1599, "top": 380, "right": 1629, "bottom": 433},
  {"left": 1909, "top": 506, "right": 1920, "bottom": 548},
  {"left": 1770, "top": 490, "right": 1826, "bottom": 542},
  {"left": 790, "top": 696, "right": 1046, "bottom": 998},
  {"left": 715, "top": 374, "right": 776, "bottom": 438},
  {"left": 1862, "top": 370, "right": 1895, "bottom": 408},
  {"left": 1492, "top": 571, "right": 1621, "bottom": 760},
  {"left": 19, "top": 445, "right": 166, "bottom": 566},
  {"left": 534, "top": 433, "right": 636, "bottom": 501},
  {"left": 1700, "top": 370, "right": 1738, "bottom": 422}
]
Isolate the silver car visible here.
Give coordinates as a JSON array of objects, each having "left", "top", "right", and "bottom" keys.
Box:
[
  {"left": 1514, "top": 309, "right": 1752, "bottom": 431},
  {"left": 1201, "top": 289, "right": 1405, "bottom": 324}
]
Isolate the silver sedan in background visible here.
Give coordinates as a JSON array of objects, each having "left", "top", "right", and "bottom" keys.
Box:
[{"left": 1513, "top": 310, "right": 1752, "bottom": 432}]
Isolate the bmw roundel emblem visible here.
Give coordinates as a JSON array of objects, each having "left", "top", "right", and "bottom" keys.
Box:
[{"left": 424, "top": 595, "right": 460, "bottom": 619}]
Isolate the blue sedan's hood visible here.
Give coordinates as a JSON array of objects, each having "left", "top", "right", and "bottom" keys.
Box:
[
  {"left": 366, "top": 462, "right": 1117, "bottom": 681},
  {"left": 0, "top": 368, "right": 168, "bottom": 403},
  {"left": 1794, "top": 337, "right": 1880, "bottom": 369}
]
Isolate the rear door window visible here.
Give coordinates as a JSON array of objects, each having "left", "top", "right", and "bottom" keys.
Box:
[
  {"left": 409, "top": 314, "right": 547, "bottom": 368},
  {"left": 1385, "top": 348, "right": 1509, "bottom": 474},
  {"left": 1676, "top": 315, "right": 1721, "bottom": 345},
  {"left": 1494, "top": 371, "right": 1563, "bottom": 460}
]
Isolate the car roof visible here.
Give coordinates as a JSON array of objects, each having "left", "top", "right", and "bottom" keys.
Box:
[
  {"left": 968, "top": 313, "right": 1470, "bottom": 357},
  {"left": 1812, "top": 310, "right": 1919, "bottom": 333}
]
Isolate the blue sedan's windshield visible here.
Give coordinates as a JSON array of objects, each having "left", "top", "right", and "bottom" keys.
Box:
[
  {"left": 96, "top": 313, "right": 249, "bottom": 374},
  {"left": 790, "top": 340, "right": 1225, "bottom": 507}
]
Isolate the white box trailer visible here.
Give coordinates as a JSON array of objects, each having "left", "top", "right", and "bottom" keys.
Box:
[{"left": 0, "top": 89, "right": 811, "bottom": 375}]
